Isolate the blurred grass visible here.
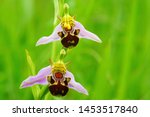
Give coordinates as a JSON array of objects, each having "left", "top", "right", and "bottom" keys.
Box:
[{"left": 0, "top": 0, "right": 150, "bottom": 100}]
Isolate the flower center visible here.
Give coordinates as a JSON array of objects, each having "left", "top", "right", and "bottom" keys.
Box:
[
  {"left": 51, "top": 61, "right": 67, "bottom": 74},
  {"left": 61, "top": 14, "right": 75, "bottom": 31},
  {"left": 54, "top": 72, "right": 63, "bottom": 79}
]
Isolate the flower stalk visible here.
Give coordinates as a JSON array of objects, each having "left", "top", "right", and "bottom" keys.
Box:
[
  {"left": 39, "top": 0, "right": 64, "bottom": 99},
  {"left": 51, "top": 0, "right": 64, "bottom": 61}
]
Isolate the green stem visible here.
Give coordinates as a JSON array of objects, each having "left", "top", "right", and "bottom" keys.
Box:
[
  {"left": 40, "top": 0, "right": 64, "bottom": 100},
  {"left": 51, "top": 0, "right": 64, "bottom": 60},
  {"left": 53, "top": 0, "right": 64, "bottom": 26},
  {"left": 39, "top": 85, "right": 49, "bottom": 99}
]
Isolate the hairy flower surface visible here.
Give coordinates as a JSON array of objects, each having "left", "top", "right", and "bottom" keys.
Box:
[
  {"left": 36, "top": 14, "right": 102, "bottom": 48},
  {"left": 20, "top": 61, "right": 88, "bottom": 96}
]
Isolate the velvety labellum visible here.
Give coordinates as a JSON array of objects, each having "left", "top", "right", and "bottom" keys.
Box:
[
  {"left": 49, "top": 82, "right": 69, "bottom": 96},
  {"left": 47, "top": 76, "right": 70, "bottom": 96},
  {"left": 58, "top": 29, "right": 80, "bottom": 48}
]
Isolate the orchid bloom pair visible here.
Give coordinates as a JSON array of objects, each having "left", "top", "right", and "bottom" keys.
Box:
[{"left": 20, "top": 4, "right": 101, "bottom": 97}]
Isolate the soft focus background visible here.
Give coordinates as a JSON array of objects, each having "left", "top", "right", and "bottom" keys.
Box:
[{"left": 0, "top": 0, "right": 150, "bottom": 100}]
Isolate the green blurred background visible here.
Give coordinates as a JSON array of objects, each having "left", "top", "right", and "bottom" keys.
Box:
[{"left": 0, "top": 0, "right": 150, "bottom": 100}]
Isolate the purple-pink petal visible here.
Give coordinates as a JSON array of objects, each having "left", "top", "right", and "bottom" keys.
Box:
[
  {"left": 20, "top": 66, "right": 51, "bottom": 88},
  {"left": 65, "top": 70, "right": 88, "bottom": 95},
  {"left": 74, "top": 21, "right": 102, "bottom": 43},
  {"left": 36, "top": 24, "right": 62, "bottom": 46}
]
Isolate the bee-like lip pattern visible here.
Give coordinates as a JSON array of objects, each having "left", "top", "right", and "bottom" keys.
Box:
[
  {"left": 48, "top": 77, "right": 70, "bottom": 96},
  {"left": 58, "top": 28, "right": 80, "bottom": 48},
  {"left": 49, "top": 84, "right": 69, "bottom": 96},
  {"left": 61, "top": 32, "right": 79, "bottom": 48},
  {"left": 20, "top": 65, "right": 88, "bottom": 96},
  {"left": 48, "top": 71, "right": 71, "bottom": 96},
  {"left": 36, "top": 20, "right": 102, "bottom": 47}
]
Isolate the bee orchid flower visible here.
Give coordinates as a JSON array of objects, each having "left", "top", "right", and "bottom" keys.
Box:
[
  {"left": 36, "top": 14, "right": 102, "bottom": 48},
  {"left": 20, "top": 61, "right": 88, "bottom": 96}
]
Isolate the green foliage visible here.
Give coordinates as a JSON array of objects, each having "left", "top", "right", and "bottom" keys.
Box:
[
  {"left": 0, "top": 0, "right": 150, "bottom": 100},
  {"left": 25, "top": 49, "right": 41, "bottom": 99}
]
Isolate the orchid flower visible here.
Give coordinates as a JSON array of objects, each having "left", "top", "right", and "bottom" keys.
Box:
[
  {"left": 20, "top": 61, "right": 88, "bottom": 96},
  {"left": 36, "top": 13, "right": 102, "bottom": 48}
]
